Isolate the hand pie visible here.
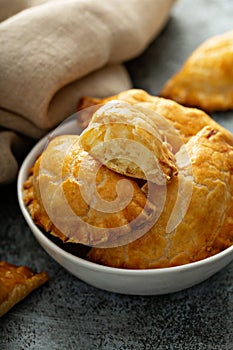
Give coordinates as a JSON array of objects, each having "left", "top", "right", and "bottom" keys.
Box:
[
  {"left": 160, "top": 30, "right": 233, "bottom": 112},
  {"left": 77, "top": 89, "right": 233, "bottom": 146},
  {"left": 23, "top": 135, "right": 156, "bottom": 247},
  {"left": 78, "top": 100, "right": 177, "bottom": 183},
  {"left": 88, "top": 127, "right": 233, "bottom": 268},
  {"left": 0, "top": 261, "right": 48, "bottom": 317}
]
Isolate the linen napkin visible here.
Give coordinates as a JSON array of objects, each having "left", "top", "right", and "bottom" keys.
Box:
[{"left": 0, "top": 0, "right": 175, "bottom": 184}]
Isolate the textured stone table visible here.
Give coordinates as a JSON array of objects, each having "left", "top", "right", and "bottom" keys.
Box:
[{"left": 1, "top": 0, "right": 233, "bottom": 349}]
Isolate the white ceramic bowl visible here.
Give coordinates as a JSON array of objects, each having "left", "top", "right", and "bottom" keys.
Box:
[{"left": 17, "top": 117, "right": 233, "bottom": 295}]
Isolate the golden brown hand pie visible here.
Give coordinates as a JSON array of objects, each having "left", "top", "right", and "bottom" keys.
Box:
[
  {"left": 23, "top": 135, "right": 156, "bottom": 247},
  {"left": 160, "top": 30, "right": 233, "bottom": 112},
  {"left": 77, "top": 89, "right": 233, "bottom": 147},
  {"left": 0, "top": 261, "right": 48, "bottom": 317},
  {"left": 88, "top": 127, "right": 233, "bottom": 268},
  {"left": 24, "top": 89, "right": 233, "bottom": 268},
  {"left": 78, "top": 100, "right": 177, "bottom": 183}
]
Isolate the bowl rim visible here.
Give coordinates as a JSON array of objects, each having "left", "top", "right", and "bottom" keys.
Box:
[{"left": 17, "top": 120, "right": 233, "bottom": 276}]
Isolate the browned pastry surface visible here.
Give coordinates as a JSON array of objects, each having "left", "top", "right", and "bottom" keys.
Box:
[
  {"left": 160, "top": 30, "right": 233, "bottom": 112},
  {"left": 24, "top": 89, "right": 233, "bottom": 268},
  {"left": 78, "top": 100, "right": 178, "bottom": 183},
  {"left": 23, "top": 135, "right": 156, "bottom": 247},
  {"left": 88, "top": 127, "right": 233, "bottom": 268},
  {"left": 0, "top": 261, "right": 48, "bottom": 317},
  {"left": 77, "top": 89, "right": 233, "bottom": 146}
]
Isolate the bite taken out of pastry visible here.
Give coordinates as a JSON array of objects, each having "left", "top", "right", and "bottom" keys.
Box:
[{"left": 160, "top": 30, "right": 233, "bottom": 112}]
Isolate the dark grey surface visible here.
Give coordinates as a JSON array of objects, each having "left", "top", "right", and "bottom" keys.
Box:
[{"left": 1, "top": 0, "right": 233, "bottom": 349}]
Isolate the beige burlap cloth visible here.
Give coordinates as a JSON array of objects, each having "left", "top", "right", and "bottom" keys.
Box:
[{"left": 0, "top": 0, "right": 175, "bottom": 184}]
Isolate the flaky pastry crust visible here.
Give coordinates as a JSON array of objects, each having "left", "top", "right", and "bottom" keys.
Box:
[
  {"left": 23, "top": 135, "right": 156, "bottom": 247},
  {"left": 88, "top": 127, "right": 233, "bottom": 268},
  {"left": 160, "top": 30, "right": 233, "bottom": 112},
  {"left": 23, "top": 89, "right": 233, "bottom": 268},
  {"left": 79, "top": 100, "right": 177, "bottom": 183},
  {"left": 77, "top": 89, "right": 233, "bottom": 146},
  {"left": 0, "top": 261, "right": 48, "bottom": 317}
]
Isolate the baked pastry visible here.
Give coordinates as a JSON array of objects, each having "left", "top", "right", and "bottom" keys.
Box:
[
  {"left": 24, "top": 89, "right": 233, "bottom": 268},
  {"left": 88, "top": 126, "right": 233, "bottom": 268},
  {"left": 77, "top": 89, "right": 233, "bottom": 147},
  {"left": 23, "top": 134, "right": 156, "bottom": 247},
  {"left": 78, "top": 100, "right": 177, "bottom": 183},
  {"left": 160, "top": 30, "right": 233, "bottom": 112},
  {"left": 77, "top": 89, "right": 233, "bottom": 267},
  {"left": 0, "top": 261, "right": 48, "bottom": 317}
]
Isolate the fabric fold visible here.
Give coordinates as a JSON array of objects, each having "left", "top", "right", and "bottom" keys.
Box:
[{"left": 0, "top": 0, "right": 175, "bottom": 184}]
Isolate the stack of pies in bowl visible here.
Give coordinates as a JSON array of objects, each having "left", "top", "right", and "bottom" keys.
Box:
[{"left": 18, "top": 89, "right": 233, "bottom": 294}]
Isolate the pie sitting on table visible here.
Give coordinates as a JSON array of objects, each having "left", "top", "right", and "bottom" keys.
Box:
[
  {"left": 0, "top": 261, "right": 48, "bottom": 317},
  {"left": 160, "top": 30, "right": 233, "bottom": 112}
]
